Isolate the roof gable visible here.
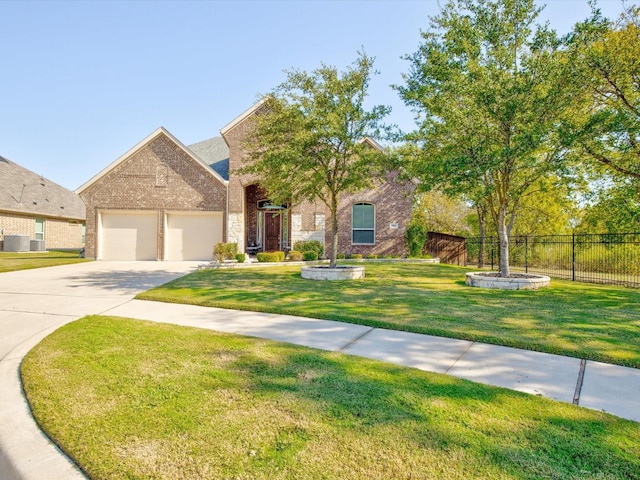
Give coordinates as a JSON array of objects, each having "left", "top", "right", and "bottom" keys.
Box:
[
  {"left": 0, "top": 155, "right": 85, "bottom": 220},
  {"left": 76, "top": 127, "right": 228, "bottom": 194},
  {"left": 220, "top": 98, "right": 268, "bottom": 138}
]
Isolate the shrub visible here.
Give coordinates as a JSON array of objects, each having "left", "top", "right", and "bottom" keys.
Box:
[
  {"left": 288, "top": 250, "right": 303, "bottom": 261},
  {"left": 213, "top": 243, "right": 238, "bottom": 262},
  {"left": 336, "top": 253, "right": 347, "bottom": 259},
  {"left": 303, "top": 251, "right": 318, "bottom": 261},
  {"left": 365, "top": 254, "right": 378, "bottom": 259},
  {"left": 235, "top": 253, "right": 246, "bottom": 263},
  {"left": 406, "top": 222, "right": 427, "bottom": 258},
  {"left": 293, "top": 240, "right": 324, "bottom": 258},
  {"left": 350, "top": 254, "right": 363, "bottom": 260},
  {"left": 257, "top": 251, "right": 285, "bottom": 262}
]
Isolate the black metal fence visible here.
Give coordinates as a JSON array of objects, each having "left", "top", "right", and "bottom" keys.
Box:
[{"left": 466, "top": 233, "right": 640, "bottom": 288}]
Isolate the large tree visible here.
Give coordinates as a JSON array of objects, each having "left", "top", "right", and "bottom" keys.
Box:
[
  {"left": 565, "top": 6, "right": 640, "bottom": 183},
  {"left": 576, "top": 180, "right": 640, "bottom": 233},
  {"left": 396, "top": 0, "right": 578, "bottom": 276},
  {"left": 241, "top": 52, "right": 392, "bottom": 268}
]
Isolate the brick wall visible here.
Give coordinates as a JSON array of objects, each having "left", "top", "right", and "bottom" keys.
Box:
[
  {"left": 224, "top": 113, "right": 257, "bottom": 216},
  {"left": 0, "top": 211, "right": 84, "bottom": 250},
  {"left": 44, "top": 218, "right": 84, "bottom": 249},
  {"left": 332, "top": 172, "right": 415, "bottom": 257},
  {"left": 79, "top": 132, "right": 227, "bottom": 259},
  {"left": 0, "top": 212, "right": 34, "bottom": 241}
]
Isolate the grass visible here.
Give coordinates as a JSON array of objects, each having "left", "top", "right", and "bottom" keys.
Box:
[
  {"left": 137, "top": 262, "right": 640, "bottom": 368},
  {"left": 0, "top": 250, "right": 89, "bottom": 273},
  {"left": 22, "top": 316, "right": 640, "bottom": 480}
]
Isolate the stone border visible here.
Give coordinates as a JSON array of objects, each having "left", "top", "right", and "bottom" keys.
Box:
[
  {"left": 465, "top": 272, "right": 550, "bottom": 290},
  {"left": 301, "top": 266, "right": 365, "bottom": 281}
]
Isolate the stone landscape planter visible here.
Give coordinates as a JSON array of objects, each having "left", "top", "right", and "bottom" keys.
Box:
[
  {"left": 465, "top": 272, "right": 550, "bottom": 290},
  {"left": 301, "top": 265, "right": 365, "bottom": 281}
]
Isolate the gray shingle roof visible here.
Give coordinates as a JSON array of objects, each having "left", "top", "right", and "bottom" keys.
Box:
[
  {"left": 188, "top": 137, "right": 230, "bottom": 181},
  {"left": 0, "top": 155, "right": 86, "bottom": 220}
]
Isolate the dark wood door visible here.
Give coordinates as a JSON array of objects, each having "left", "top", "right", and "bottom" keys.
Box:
[{"left": 264, "top": 212, "right": 281, "bottom": 251}]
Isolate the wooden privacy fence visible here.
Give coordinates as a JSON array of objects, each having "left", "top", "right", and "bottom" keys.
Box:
[{"left": 423, "top": 232, "right": 466, "bottom": 265}]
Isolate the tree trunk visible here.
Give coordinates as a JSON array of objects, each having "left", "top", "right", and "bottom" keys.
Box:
[
  {"left": 476, "top": 203, "right": 486, "bottom": 268},
  {"left": 329, "top": 204, "right": 339, "bottom": 269},
  {"left": 497, "top": 205, "right": 510, "bottom": 277}
]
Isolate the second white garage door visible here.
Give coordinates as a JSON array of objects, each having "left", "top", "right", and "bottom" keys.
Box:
[
  {"left": 166, "top": 212, "right": 223, "bottom": 261},
  {"left": 100, "top": 212, "right": 158, "bottom": 261}
]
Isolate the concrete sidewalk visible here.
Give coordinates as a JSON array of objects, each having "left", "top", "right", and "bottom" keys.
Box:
[
  {"left": 1, "top": 262, "right": 639, "bottom": 480},
  {"left": 106, "top": 299, "right": 640, "bottom": 421}
]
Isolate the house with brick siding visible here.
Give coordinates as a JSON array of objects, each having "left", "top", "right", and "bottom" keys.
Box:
[
  {"left": 0, "top": 155, "right": 85, "bottom": 251},
  {"left": 77, "top": 102, "right": 413, "bottom": 261}
]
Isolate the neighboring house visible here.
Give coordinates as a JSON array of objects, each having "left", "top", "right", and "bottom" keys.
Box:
[
  {"left": 77, "top": 102, "right": 413, "bottom": 261},
  {"left": 0, "top": 155, "right": 86, "bottom": 251}
]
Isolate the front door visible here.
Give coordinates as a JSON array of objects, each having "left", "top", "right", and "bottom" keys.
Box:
[{"left": 264, "top": 212, "right": 281, "bottom": 251}]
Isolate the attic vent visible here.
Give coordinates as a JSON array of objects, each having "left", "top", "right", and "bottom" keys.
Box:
[
  {"left": 156, "top": 165, "right": 168, "bottom": 187},
  {"left": 0, "top": 156, "right": 8, "bottom": 163}
]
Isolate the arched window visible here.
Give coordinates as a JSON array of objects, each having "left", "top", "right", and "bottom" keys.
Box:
[{"left": 352, "top": 203, "right": 375, "bottom": 244}]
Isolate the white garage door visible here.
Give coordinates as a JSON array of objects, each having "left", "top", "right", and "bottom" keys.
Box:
[
  {"left": 166, "top": 212, "right": 223, "bottom": 261},
  {"left": 100, "top": 212, "right": 158, "bottom": 261}
]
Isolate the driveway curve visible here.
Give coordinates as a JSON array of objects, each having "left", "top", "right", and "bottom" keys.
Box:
[{"left": 0, "top": 261, "right": 200, "bottom": 480}]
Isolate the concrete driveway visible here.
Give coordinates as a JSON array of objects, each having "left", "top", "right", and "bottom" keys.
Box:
[{"left": 0, "top": 261, "right": 199, "bottom": 480}]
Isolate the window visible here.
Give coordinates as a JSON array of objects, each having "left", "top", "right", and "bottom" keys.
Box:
[
  {"left": 352, "top": 203, "right": 375, "bottom": 244},
  {"left": 35, "top": 218, "right": 44, "bottom": 240}
]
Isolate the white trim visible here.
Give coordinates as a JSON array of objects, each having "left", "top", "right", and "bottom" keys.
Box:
[
  {"left": 76, "top": 127, "right": 228, "bottom": 194},
  {"left": 358, "top": 137, "right": 385, "bottom": 152},
  {"left": 220, "top": 98, "right": 268, "bottom": 137}
]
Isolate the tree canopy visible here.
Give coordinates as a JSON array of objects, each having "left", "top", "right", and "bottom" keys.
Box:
[
  {"left": 565, "top": 6, "right": 640, "bottom": 183},
  {"left": 241, "top": 52, "right": 392, "bottom": 267},
  {"left": 396, "top": 0, "right": 579, "bottom": 276}
]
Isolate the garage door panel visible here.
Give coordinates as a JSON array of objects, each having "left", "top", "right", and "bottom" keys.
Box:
[
  {"left": 101, "top": 213, "right": 157, "bottom": 261},
  {"left": 167, "top": 213, "right": 222, "bottom": 261}
]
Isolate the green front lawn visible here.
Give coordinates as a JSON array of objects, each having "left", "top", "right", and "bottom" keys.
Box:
[
  {"left": 138, "top": 262, "right": 640, "bottom": 368},
  {"left": 22, "top": 316, "right": 640, "bottom": 480},
  {"left": 0, "top": 250, "right": 89, "bottom": 273}
]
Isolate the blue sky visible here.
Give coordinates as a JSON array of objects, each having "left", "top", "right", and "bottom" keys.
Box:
[{"left": 0, "top": 0, "right": 631, "bottom": 191}]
